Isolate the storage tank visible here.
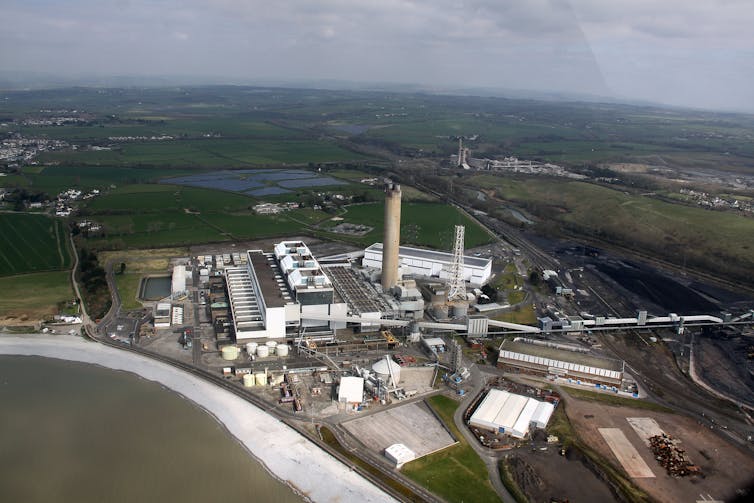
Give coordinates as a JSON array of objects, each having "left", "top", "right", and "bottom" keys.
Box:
[
  {"left": 451, "top": 303, "right": 468, "bottom": 318},
  {"left": 221, "top": 345, "right": 239, "bottom": 361},
  {"left": 245, "top": 342, "right": 258, "bottom": 355},
  {"left": 265, "top": 340, "right": 277, "bottom": 355},
  {"left": 276, "top": 344, "right": 289, "bottom": 357},
  {"left": 256, "top": 345, "right": 269, "bottom": 358},
  {"left": 255, "top": 372, "right": 267, "bottom": 386},
  {"left": 242, "top": 374, "right": 255, "bottom": 387},
  {"left": 372, "top": 357, "right": 401, "bottom": 387}
]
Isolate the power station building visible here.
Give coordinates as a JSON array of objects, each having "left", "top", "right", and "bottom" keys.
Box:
[
  {"left": 226, "top": 241, "right": 348, "bottom": 341},
  {"left": 363, "top": 243, "right": 492, "bottom": 286}
]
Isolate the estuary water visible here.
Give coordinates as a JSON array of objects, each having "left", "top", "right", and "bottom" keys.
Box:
[{"left": 0, "top": 355, "right": 302, "bottom": 503}]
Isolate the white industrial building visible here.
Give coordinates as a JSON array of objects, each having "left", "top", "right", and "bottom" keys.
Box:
[
  {"left": 171, "top": 265, "right": 187, "bottom": 298},
  {"left": 338, "top": 376, "right": 364, "bottom": 405},
  {"left": 226, "top": 241, "right": 348, "bottom": 341},
  {"left": 363, "top": 242, "right": 492, "bottom": 286},
  {"left": 385, "top": 443, "right": 416, "bottom": 468},
  {"left": 469, "top": 389, "right": 554, "bottom": 438}
]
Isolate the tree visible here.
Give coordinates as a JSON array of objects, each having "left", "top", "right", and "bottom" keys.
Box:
[
  {"left": 119, "top": 262, "right": 126, "bottom": 275},
  {"left": 529, "top": 270, "right": 541, "bottom": 286}
]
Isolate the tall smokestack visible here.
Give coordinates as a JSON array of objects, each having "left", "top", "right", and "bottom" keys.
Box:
[{"left": 381, "top": 181, "right": 402, "bottom": 290}]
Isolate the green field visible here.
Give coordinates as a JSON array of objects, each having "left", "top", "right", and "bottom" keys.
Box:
[
  {"left": 39, "top": 138, "right": 372, "bottom": 167},
  {"left": 335, "top": 202, "right": 493, "bottom": 249},
  {"left": 0, "top": 271, "right": 73, "bottom": 318},
  {"left": 468, "top": 174, "right": 754, "bottom": 282},
  {"left": 81, "top": 184, "right": 304, "bottom": 249},
  {"left": 402, "top": 395, "right": 500, "bottom": 503},
  {"left": 0, "top": 214, "right": 72, "bottom": 276}
]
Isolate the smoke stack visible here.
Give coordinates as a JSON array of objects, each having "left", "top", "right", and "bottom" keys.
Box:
[{"left": 381, "top": 181, "right": 401, "bottom": 290}]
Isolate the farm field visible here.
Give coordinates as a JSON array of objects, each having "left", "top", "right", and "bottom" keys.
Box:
[
  {"left": 334, "top": 202, "right": 493, "bottom": 249},
  {"left": 18, "top": 165, "right": 198, "bottom": 194},
  {"left": 0, "top": 271, "right": 73, "bottom": 319},
  {"left": 38, "top": 138, "right": 372, "bottom": 167},
  {"left": 81, "top": 184, "right": 305, "bottom": 249},
  {"left": 0, "top": 213, "right": 72, "bottom": 276}
]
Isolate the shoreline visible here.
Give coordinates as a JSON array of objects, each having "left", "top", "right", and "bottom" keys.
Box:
[{"left": 0, "top": 334, "right": 396, "bottom": 503}]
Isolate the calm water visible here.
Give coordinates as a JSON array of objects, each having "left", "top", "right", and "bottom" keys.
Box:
[{"left": 0, "top": 356, "right": 301, "bottom": 503}]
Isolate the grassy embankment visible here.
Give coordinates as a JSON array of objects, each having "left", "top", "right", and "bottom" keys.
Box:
[{"left": 401, "top": 395, "right": 500, "bottom": 503}]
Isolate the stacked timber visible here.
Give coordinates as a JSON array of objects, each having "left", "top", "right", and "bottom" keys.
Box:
[{"left": 648, "top": 434, "right": 701, "bottom": 477}]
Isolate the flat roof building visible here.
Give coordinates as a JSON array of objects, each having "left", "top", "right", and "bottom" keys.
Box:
[
  {"left": 497, "top": 340, "right": 624, "bottom": 387},
  {"left": 363, "top": 242, "right": 492, "bottom": 286}
]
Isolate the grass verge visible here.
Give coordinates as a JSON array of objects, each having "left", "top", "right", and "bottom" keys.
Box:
[
  {"left": 402, "top": 395, "right": 500, "bottom": 503},
  {"left": 564, "top": 387, "right": 673, "bottom": 413},
  {"left": 498, "top": 459, "right": 529, "bottom": 503}
]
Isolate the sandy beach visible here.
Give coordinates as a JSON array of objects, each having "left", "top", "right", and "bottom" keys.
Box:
[{"left": 0, "top": 334, "right": 396, "bottom": 503}]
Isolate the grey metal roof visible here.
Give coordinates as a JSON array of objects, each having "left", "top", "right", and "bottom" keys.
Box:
[{"left": 366, "top": 242, "right": 491, "bottom": 268}]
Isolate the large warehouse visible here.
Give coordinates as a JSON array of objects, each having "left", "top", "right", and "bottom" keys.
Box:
[
  {"left": 469, "top": 389, "right": 554, "bottom": 438},
  {"left": 363, "top": 242, "right": 492, "bottom": 286},
  {"left": 497, "top": 340, "right": 624, "bottom": 387}
]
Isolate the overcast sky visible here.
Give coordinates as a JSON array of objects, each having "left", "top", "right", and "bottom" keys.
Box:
[{"left": 2, "top": 0, "right": 753, "bottom": 112}]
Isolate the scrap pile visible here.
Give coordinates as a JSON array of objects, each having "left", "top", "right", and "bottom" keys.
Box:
[{"left": 648, "top": 434, "right": 701, "bottom": 477}]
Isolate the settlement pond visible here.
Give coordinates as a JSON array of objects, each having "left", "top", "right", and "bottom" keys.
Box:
[
  {"left": 0, "top": 355, "right": 301, "bottom": 503},
  {"left": 139, "top": 276, "right": 171, "bottom": 301},
  {"left": 160, "top": 169, "right": 347, "bottom": 197}
]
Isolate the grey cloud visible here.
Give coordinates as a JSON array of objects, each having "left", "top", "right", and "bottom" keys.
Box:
[{"left": 0, "top": 0, "right": 752, "bottom": 111}]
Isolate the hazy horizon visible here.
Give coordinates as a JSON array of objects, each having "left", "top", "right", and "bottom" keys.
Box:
[{"left": 2, "top": 1, "right": 753, "bottom": 113}]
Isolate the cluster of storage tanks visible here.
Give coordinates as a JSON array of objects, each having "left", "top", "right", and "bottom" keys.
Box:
[{"left": 220, "top": 341, "right": 291, "bottom": 361}]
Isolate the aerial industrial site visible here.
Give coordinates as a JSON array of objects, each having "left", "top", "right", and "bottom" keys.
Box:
[{"left": 92, "top": 179, "right": 754, "bottom": 503}]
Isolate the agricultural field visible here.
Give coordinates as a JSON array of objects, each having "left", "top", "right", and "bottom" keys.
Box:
[
  {"left": 0, "top": 213, "right": 72, "bottom": 276},
  {"left": 0, "top": 271, "right": 73, "bottom": 319},
  {"left": 80, "top": 184, "right": 304, "bottom": 249},
  {"left": 333, "top": 202, "right": 493, "bottom": 249}
]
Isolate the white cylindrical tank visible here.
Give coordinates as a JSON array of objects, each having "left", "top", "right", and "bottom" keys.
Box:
[
  {"left": 276, "top": 344, "right": 289, "bottom": 357},
  {"left": 246, "top": 342, "right": 258, "bottom": 354},
  {"left": 256, "top": 345, "right": 269, "bottom": 358},
  {"left": 255, "top": 372, "right": 267, "bottom": 386},
  {"left": 372, "top": 358, "right": 401, "bottom": 386},
  {"left": 221, "top": 345, "right": 239, "bottom": 361},
  {"left": 242, "top": 374, "right": 255, "bottom": 387},
  {"left": 271, "top": 374, "right": 285, "bottom": 386},
  {"left": 266, "top": 340, "right": 277, "bottom": 355}
]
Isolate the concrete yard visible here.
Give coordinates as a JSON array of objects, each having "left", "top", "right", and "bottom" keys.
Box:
[
  {"left": 396, "top": 366, "right": 436, "bottom": 395},
  {"left": 626, "top": 417, "right": 664, "bottom": 447},
  {"left": 599, "top": 428, "right": 655, "bottom": 478},
  {"left": 343, "top": 401, "right": 456, "bottom": 459}
]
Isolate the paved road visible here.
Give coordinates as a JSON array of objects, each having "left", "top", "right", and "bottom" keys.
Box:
[{"left": 453, "top": 363, "right": 516, "bottom": 503}]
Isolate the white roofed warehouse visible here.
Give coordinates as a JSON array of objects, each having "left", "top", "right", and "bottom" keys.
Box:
[
  {"left": 363, "top": 242, "right": 492, "bottom": 286},
  {"left": 468, "top": 389, "right": 554, "bottom": 439}
]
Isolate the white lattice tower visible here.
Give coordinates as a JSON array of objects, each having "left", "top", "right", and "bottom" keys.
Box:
[{"left": 447, "top": 225, "right": 467, "bottom": 302}]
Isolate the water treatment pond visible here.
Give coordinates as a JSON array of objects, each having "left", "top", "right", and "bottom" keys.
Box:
[
  {"left": 160, "top": 169, "right": 346, "bottom": 197},
  {"left": 140, "top": 276, "right": 171, "bottom": 300}
]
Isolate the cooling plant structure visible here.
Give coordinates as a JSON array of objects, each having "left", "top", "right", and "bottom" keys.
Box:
[{"left": 381, "top": 181, "right": 402, "bottom": 290}]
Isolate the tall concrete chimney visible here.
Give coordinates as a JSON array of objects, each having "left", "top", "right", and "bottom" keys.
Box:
[{"left": 381, "top": 181, "right": 402, "bottom": 290}]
